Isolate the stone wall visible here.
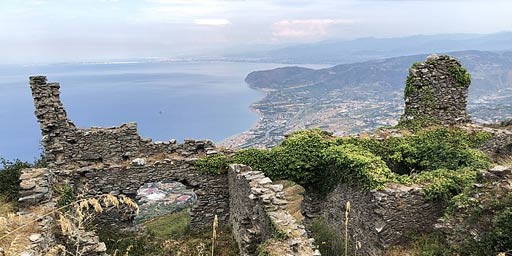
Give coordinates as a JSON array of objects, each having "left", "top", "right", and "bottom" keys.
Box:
[
  {"left": 303, "top": 183, "right": 443, "bottom": 256},
  {"left": 30, "top": 76, "right": 215, "bottom": 168},
  {"left": 17, "top": 167, "right": 107, "bottom": 256},
  {"left": 65, "top": 159, "right": 230, "bottom": 228},
  {"left": 18, "top": 168, "right": 55, "bottom": 208},
  {"left": 479, "top": 128, "right": 512, "bottom": 160},
  {"left": 399, "top": 54, "right": 471, "bottom": 126},
  {"left": 29, "top": 75, "right": 228, "bottom": 228},
  {"left": 228, "top": 164, "right": 319, "bottom": 256}
]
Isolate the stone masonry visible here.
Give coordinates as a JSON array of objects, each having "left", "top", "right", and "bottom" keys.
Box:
[
  {"left": 30, "top": 76, "right": 216, "bottom": 168},
  {"left": 399, "top": 54, "right": 471, "bottom": 126},
  {"left": 302, "top": 183, "right": 444, "bottom": 256},
  {"left": 22, "top": 76, "right": 319, "bottom": 255},
  {"left": 228, "top": 164, "right": 319, "bottom": 256}
]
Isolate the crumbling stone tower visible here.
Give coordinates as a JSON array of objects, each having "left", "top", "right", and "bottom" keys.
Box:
[{"left": 399, "top": 54, "right": 471, "bottom": 127}]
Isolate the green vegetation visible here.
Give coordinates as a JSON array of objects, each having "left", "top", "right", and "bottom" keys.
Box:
[
  {"left": 54, "top": 182, "right": 76, "bottom": 208},
  {"left": 444, "top": 182, "right": 512, "bottom": 255},
  {"left": 143, "top": 210, "right": 191, "bottom": 239},
  {"left": 0, "top": 158, "right": 32, "bottom": 203},
  {"left": 211, "top": 127, "right": 491, "bottom": 200},
  {"left": 449, "top": 65, "right": 471, "bottom": 87},
  {"left": 322, "top": 144, "right": 393, "bottom": 190},
  {"left": 98, "top": 210, "right": 239, "bottom": 256},
  {"left": 310, "top": 218, "right": 344, "bottom": 256},
  {"left": 385, "top": 232, "right": 452, "bottom": 256},
  {"left": 195, "top": 154, "right": 230, "bottom": 175}
]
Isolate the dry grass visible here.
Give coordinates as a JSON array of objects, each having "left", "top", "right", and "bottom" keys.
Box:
[
  {"left": 497, "top": 156, "right": 512, "bottom": 167},
  {"left": 384, "top": 247, "right": 415, "bottom": 256},
  {"left": 275, "top": 180, "right": 305, "bottom": 223},
  {"left": 0, "top": 197, "right": 45, "bottom": 256},
  {"left": 0, "top": 196, "right": 14, "bottom": 217}
]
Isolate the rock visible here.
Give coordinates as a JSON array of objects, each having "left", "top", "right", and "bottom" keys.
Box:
[
  {"left": 95, "top": 242, "right": 107, "bottom": 252},
  {"left": 206, "top": 150, "right": 219, "bottom": 155},
  {"left": 29, "top": 233, "right": 42, "bottom": 242},
  {"left": 258, "top": 177, "right": 272, "bottom": 185},
  {"left": 131, "top": 158, "right": 146, "bottom": 166},
  {"left": 20, "top": 180, "right": 36, "bottom": 190}
]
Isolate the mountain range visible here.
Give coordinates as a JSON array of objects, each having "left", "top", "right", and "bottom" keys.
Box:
[{"left": 227, "top": 32, "right": 512, "bottom": 64}]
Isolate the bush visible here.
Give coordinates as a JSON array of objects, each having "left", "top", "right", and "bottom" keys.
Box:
[
  {"left": 335, "top": 127, "right": 491, "bottom": 175},
  {"left": 232, "top": 148, "right": 272, "bottom": 174},
  {"left": 233, "top": 129, "right": 334, "bottom": 189},
  {"left": 408, "top": 168, "right": 477, "bottom": 201},
  {"left": 0, "top": 158, "right": 31, "bottom": 203},
  {"left": 195, "top": 154, "right": 230, "bottom": 175},
  {"left": 322, "top": 145, "right": 393, "bottom": 190},
  {"left": 225, "top": 127, "right": 491, "bottom": 199},
  {"left": 54, "top": 183, "right": 76, "bottom": 207}
]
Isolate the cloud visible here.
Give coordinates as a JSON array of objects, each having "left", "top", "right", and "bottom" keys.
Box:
[
  {"left": 272, "top": 19, "right": 355, "bottom": 39},
  {"left": 194, "top": 18, "right": 231, "bottom": 26}
]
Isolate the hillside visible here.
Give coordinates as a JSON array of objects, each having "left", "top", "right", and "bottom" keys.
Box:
[{"left": 222, "top": 50, "right": 512, "bottom": 148}]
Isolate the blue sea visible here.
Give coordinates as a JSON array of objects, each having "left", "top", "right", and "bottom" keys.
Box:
[{"left": 0, "top": 61, "right": 325, "bottom": 162}]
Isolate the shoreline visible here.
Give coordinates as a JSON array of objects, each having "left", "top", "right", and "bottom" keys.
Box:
[{"left": 218, "top": 86, "right": 268, "bottom": 149}]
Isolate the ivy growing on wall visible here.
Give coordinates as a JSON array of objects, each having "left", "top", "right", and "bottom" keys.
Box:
[{"left": 196, "top": 127, "right": 492, "bottom": 201}]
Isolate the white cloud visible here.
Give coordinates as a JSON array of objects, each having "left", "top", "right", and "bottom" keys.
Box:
[
  {"left": 194, "top": 18, "right": 231, "bottom": 26},
  {"left": 272, "top": 18, "right": 355, "bottom": 39}
]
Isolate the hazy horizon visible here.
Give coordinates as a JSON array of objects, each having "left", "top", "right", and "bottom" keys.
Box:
[{"left": 2, "top": 0, "right": 512, "bottom": 64}]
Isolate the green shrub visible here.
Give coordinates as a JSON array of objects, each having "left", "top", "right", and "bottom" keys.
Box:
[
  {"left": 195, "top": 154, "right": 230, "bottom": 175},
  {"left": 322, "top": 145, "right": 394, "bottom": 190},
  {"left": 408, "top": 168, "right": 477, "bottom": 201},
  {"left": 0, "top": 158, "right": 31, "bottom": 203},
  {"left": 229, "top": 127, "right": 492, "bottom": 199},
  {"left": 449, "top": 65, "right": 471, "bottom": 87},
  {"left": 233, "top": 129, "right": 334, "bottom": 189},
  {"left": 232, "top": 148, "right": 272, "bottom": 174},
  {"left": 335, "top": 128, "right": 491, "bottom": 175},
  {"left": 55, "top": 183, "right": 76, "bottom": 207},
  {"left": 267, "top": 129, "right": 332, "bottom": 186}
]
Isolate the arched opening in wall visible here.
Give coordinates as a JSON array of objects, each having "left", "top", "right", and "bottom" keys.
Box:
[{"left": 135, "top": 180, "right": 197, "bottom": 224}]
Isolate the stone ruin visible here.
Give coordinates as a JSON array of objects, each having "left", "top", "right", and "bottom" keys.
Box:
[
  {"left": 19, "top": 76, "right": 318, "bottom": 256},
  {"left": 16, "top": 56, "right": 512, "bottom": 256},
  {"left": 399, "top": 54, "right": 472, "bottom": 126}
]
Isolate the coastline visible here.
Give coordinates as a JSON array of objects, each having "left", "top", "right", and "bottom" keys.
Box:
[{"left": 218, "top": 88, "right": 268, "bottom": 149}]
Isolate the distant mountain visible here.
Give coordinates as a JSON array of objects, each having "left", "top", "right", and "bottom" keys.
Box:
[
  {"left": 246, "top": 50, "right": 512, "bottom": 95},
  {"left": 222, "top": 50, "right": 512, "bottom": 149},
  {"left": 229, "top": 32, "right": 512, "bottom": 64}
]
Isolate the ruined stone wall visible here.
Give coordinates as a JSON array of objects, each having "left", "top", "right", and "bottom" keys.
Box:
[
  {"left": 61, "top": 159, "right": 230, "bottom": 228},
  {"left": 399, "top": 55, "right": 471, "bottom": 126},
  {"left": 29, "top": 75, "right": 228, "bottom": 229},
  {"left": 480, "top": 129, "right": 512, "bottom": 160},
  {"left": 228, "top": 164, "right": 319, "bottom": 256},
  {"left": 30, "top": 76, "right": 215, "bottom": 168},
  {"left": 18, "top": 167, "right": 107, "bottom": 256},
  {"left": 303, "top": 183, "right": 443, "bottom": 256}
]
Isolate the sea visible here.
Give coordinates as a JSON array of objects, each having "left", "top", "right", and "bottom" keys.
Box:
[{"left": 0, "top": 60, "right": 326, "bottom": 162}]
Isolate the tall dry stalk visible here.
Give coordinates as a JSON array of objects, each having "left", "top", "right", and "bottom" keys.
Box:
[
  {"left": 58, "top": 194, "right": 139, "bottom": 256},
  {"left": 211, "top": 214, "right": 218, "bottom": 256},
  {"left": 344, "top": 201, "right": 351, "bottom": 256},
  {"left": 354, "top": 240, "right": 361, "bottom": 256}
]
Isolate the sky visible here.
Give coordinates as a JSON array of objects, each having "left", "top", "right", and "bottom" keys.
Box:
[{"left": 1, "top": 0, "right": 512, "bottom": 64}]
